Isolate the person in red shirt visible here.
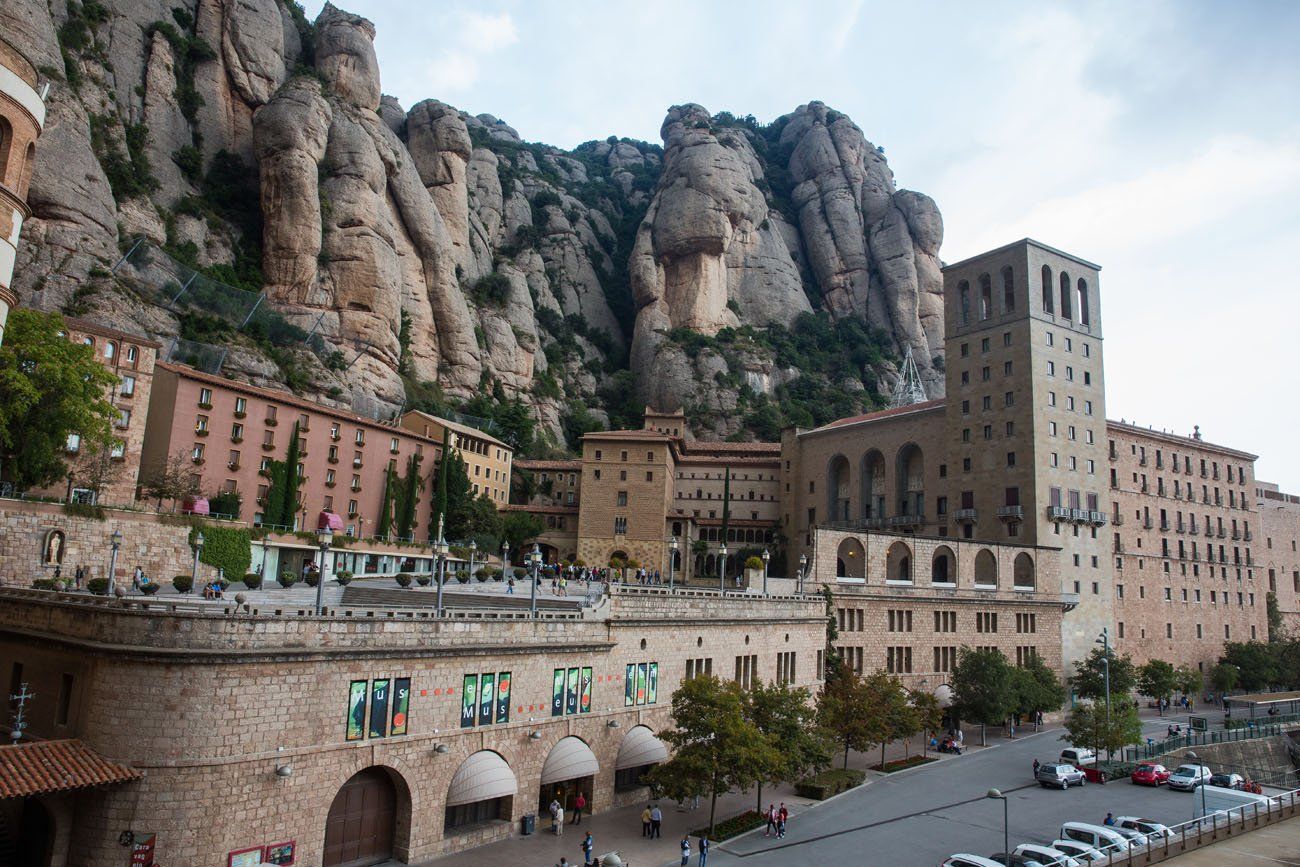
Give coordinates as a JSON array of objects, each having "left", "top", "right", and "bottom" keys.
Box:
[{"left": 572, "top": 791, "right": 587, "bottom": 825}]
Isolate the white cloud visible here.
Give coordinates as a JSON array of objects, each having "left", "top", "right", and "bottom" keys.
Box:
[
  {"left": 420, "top": 10, "right": 519, "bottom": 95},
  {"left": 461, "top": 11, "right": 518, "bottom": 52}
]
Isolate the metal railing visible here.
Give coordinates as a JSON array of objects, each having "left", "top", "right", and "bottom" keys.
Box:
[{"left": 1118, "top": 719, "right": 1294, "bottom": 763}]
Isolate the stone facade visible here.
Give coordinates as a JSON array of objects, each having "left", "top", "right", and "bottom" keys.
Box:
[
  {"left": 0, "top": 585, "right": 824, "bottom": 865},
  {"left": 399, "top": 410, "right": 513, "bottom": 506},
  {"left": 1257, "top": 481, "right": 1300, "bottom": 635},
  {"left": 0, "top": 33, "right": 45, "bottom": 343}
]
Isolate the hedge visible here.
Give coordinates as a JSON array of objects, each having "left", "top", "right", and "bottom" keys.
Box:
[
  {"left": 32, "top": 578, "right": 59, "bottom": 591},
  {"left": 243, "top": 572, "right": 263, "bottom": 590},
  {"left": 140, "top": 582, "right": 160, "bottom": 595},
  {"left": 172, "top": 575, "right": 193, "bottom": 593},
  {"left": 689, "top": 810, "right": 766, "bottom": 841},
  {"left": 395, "top": 573, "right": 413, "bottom": 587},
  {"left": 87, "top": 577, "right": 110, "bottom": 595},
  {"left": 870, "top": 755, "right": 937, "bottom": 773},
  {"left": 794, "top": 768, "right": 865, "bottom": 799},
  {"left": 188, "top": 525, "right": 252, "bottom": 578},
  {"left": 278, "top": 571, "right": 298, "bottom": 588}
]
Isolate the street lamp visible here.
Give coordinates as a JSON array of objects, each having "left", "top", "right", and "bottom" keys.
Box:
[
  {"left": 530, "top": 543, "right": 541, "bottom": 618},
  {"left": 1096, "top": 628, "right": 1112, "bottom": 759},
  {"left": 986, "top": 788, "right": 1008, "bottom": 859},
  {"left": 433, "top": 513, "right": 447, "bottom": 617},
  {"left": 468, "top": 540, "right": 478, "bottom": 581},
  {"left": 718, "top": 542, "right": 729, "bottom": 593},
  {"left": 107, "top": 530, "right": 123, "bottom": 595},
  {"left": 761, "top": 548, "right": 770, "bottom": 596},
  {"left": 798, "top": 553, "right": 808, "bottom": 594},
  {"left": 191, "top": 531, "right": 205, "bottom": 589},
  {"left": 668, "top": 537, "right": 678, "bottom": 590},
  {"left": 314, "top": 523, "right": 333, "bottom": 616},
  {"left": 1186, "top": 750, "right": 1208, "bottom": 825}
]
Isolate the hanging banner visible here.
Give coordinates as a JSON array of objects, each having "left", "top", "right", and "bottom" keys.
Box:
[
  {"left": 648, "top": 662, "right": 659, "bottom": 704},
  {"left": 624, "top": 664, "right": 635, "bottom": 706},
  {"left": 346, "top": 681, "right": 367, "bottom": 741},
  {"left": 369, "top": 679, "right": 391, "bottom": 739},
  {"left": 566, "top": 667, "right": 580, "bottom": 715},
  {"left": 580, "top": 667, "right": 593, "bottom": 713},
  {"left": 479, "top": 673, "right": 495, "bottom": 726},
  {"left": 552, "top": 669, "right": 565, "bottom": 717},
  {"left": 390, "top": 678, "right": 410, "bottom": 736},
  {"left": 129, "top": 833, "right": 156, "bottom": 866},
  {"left": 636, "top": 663, "right": 648, "bottom": 705},
  {"left": 461, "top": 674, "right": 479, "bottom": 728},
  {"left": 496, "top": 672, "right": 511, "bottom": 724}
]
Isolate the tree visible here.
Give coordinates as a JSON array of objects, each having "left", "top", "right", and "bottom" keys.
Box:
[
  {"left": 1221, "top": 642, "right": 1278, "bottom": 691},
  {"left": 867, "top": 671, "right": 919, "bottom": 764},
  {"left": 745, "top": 680, "right": 828, "bottom": 810},
  {"left": 1011, "top": 655, "right": 1066, "bottom": 723},
  {"left": 817, "top": 662, "right": 883, "bottom": 769},
  {"left": 393, "top": 453, "right": 422, "bottom": 540},
  {"left": 1071, "top": 646, "right": 1137, "bottom": 703},
  {"left": 66, "top": 438, "right": 125, "bottom": 502},
  {"left": 911, "top": 689, "right": 944, "bottom": 754},
  {"left": 262, "top": 421, "right": 303, "bottom": 528},
  {"left": 500, "top": 510, "right": 543, "bottom": 557},
  {"left": 1267, "top": 592, "right": 1284, "bottom": 642},
  {"left": 645, "top": 674, "right": 779, "bottom": 836},
  {"left": 1062, "top": 700, "right": 1143, "bottom": 761},
  {"left": 1174, "top": 665, "right": 1203, "bottom": 709},
  {"left": 951, "top": 648, "right": 1015, "bottom": 743},
  {"left": 0, "top": 309, "right": 118, "bottom": 488},
  {"left": 142, "top": 449, "right": 201, "bottom": 510},
  {"left": 1137, "top": 660, "right": 1179, "bottom": 715},
  {"left": 431, "top": 428, "right": 452, "bottom": 540},
  {"left": 820, "top": 586, "right": 842, "bottom": 674},
  {"left": 1209, "top": 662, "right": 1239, "bottom": 697},
  {"left": 375, "top": 465, "right": 395, "bottom": 538}
]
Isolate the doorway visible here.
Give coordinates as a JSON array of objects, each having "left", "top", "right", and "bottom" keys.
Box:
[{"left": 323, "top": 768, "right": 396, "bottom": 867}]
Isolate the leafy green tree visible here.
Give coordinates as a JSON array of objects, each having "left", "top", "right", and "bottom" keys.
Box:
[
  {"left": 0, "top": 308, "right": 118, "bottom": 488},
  {"left": 1071, "top": 646, "right": 1137, "bottom": 703},
  {"left": 1267, "top": 592, "right": 1284, "bottom": 642},
  {"left": 951, "top": 647, "right": 1015, "bottom": 741},
  {"left": 1137, "top": 660, "right": 1179, "bottom": 715},
  {"left": 500, "top": 511, "right": 544, "bottom": 557},
  {"left": 911, "top": 689, "right": 944, "bottom": 754},
  {"left": 816, "top": 662, "right": 883, "bottom": 769},
  {"left": 430, "top": 429, "right": 451, "bottom": 540},
  {"left": 375, "top": 465, "right": 394, "bottom": 538},
  {"left": 1174, "top": 665, "right": 1203, "bottom": 709},
  {"left": 1209, "top": 662, "right": 1239, "bottom": 696},
  {"left": 1221, "top": 642, "right": 1278, "bottom": 691},
  {"left": 142, "top": 449, "right": 202, "bottom": 510},
  {"left": 745, "top": 680, "right": 828, "bottom": 810},
  {"left": 868, "top": 671, "right": 919, "bottom": 764},
  {"left": 646, "top": 674, "right": 780, "bottom": 836},
  {"left": 1062, "top": 700, "right": 1143, "bottom": 761},
  {"left": 261, "top": 421, "right": 303, "bottom": 529},
  {"left": 393, "top": 453, "right": 423, "bottom": 539},
  {"left": 1011, "top": 655, "right": 1066, "bottom": 722}
]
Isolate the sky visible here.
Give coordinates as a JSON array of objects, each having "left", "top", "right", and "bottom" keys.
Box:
[{"left": 304, "top": 0, "right": 1300, "bottom": 490}]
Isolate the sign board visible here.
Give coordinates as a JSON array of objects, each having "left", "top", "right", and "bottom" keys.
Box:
[
  {"left": 1189, "top": 715, "right": 1208, "bottom": 732},
  {"left": 129, "top": 833, "right": 156, "bottom": 866}
]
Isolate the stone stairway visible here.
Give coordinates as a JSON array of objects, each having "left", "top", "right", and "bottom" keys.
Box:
[{"left": 340, "top": 584, "right": 582, "bottom": 612}]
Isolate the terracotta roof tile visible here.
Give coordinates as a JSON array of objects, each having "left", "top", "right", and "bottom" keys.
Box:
[
  {"left": 810, "top": 399, "right": 946, "bottom": 433},
  {"left": 680, "top": 441, "right": 780, "bottom": 454},
  {"left": 0, "top": 739, "right": 140, "bottom": 798},
  {"left": 514, "top": 460, "right": 582, "bottom": 471}
]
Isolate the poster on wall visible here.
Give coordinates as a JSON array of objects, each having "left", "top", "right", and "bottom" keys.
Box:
[
  {"left": 552, "top": 669, "right": 565, "bottom": 717},
  {"left": 580, "top": 667, "right": 593, "bottom": 713},
  {"left": 129, "top": 833, "right": 156, "bottom": 866},
  {"left": 496, "top": 672, "right": 511, "bottom": 724},
  {"left": 368, "top": 679, "right": 390, "bottom": 739},
  {"left": 566, "top": 667, "right": 580, "bottom": 715},
  {"left": 648, "top": 662, "right": 659, "bottom": 704},
  {"left": 624, "top": 664, "right": 635, "bottom": 706},
  {"left": 227, "top": 847, "right": 262, "bottom": 867},
  {"left": 462, "top": 674, "right": 479, "bottom": 728},
  {"left": 263, "top": 841, "right": 296, "bottom": 865},
  {"left": 346, "top": 681, "right": 367, "bottom": 741},
  {"left": 479, "top": 673, "right": 495, "bottom": 726},
  {"left": 636, "top": 663, "right": 648, "bottom": 705},
  {"left": 390, "top": 678, "right": 410, "bottom": 736}
]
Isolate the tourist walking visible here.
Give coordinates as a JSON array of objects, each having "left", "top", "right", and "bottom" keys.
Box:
[
  {"left": 571, "top": 791, "right": 586, "bottom": 825},
  {"left": 555, "top": 804, "right": 564, "bottom": 835},
  {"left": 680, "top": 835, "right": 691, "bottom": 866},
  {"left": 698, "top": 835, "right": 709, "bottom": 866},
  {"left": 507, "top": 575, "right": 515, "bottom": 594},
  {"left": 777, "top": 803, "right": 788, "bottom": 838},
  {"left": 650, "top": 804, "right": 663, "bottom": 838},
  {"left": 582, "top": 831, "right": 594, "bottom": 867},
  {"left": 641, "top": 805, "right": 652, "bottom": 837},
  {"left": 764, "top": 803, "right": 777, "bottom": 837},
  {"left": 549, "top": 799, "right": 561, "bottom": 835}
]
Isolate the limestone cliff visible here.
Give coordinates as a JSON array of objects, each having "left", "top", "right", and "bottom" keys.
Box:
[{"left": 7, "top": 0, "right": 945, "bottom": 451}]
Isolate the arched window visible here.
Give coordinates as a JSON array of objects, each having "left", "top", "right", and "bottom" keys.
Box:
[
  {"left": 104, "top": 341, "right": 116, "bottom": 360},
  {"left": 895, "top": 444, "right": 924, "bottom": 518},
  {"left": 958, "top": 280, "right": 971, "bottom": 324},
  {"left": 1059, "top": 272, "right": 1072, "bottom": 321},
  {"left": 860, "top": 451, "right": 886, "bottom": 519},
  {"left": 887, "top": 541, "right": 913, "bottom": 583},
  {"left": 837, "top": 537, "right": 865, "bottom": 579},
  {"left": 1077, "top": 278, "right": 1090, "bottom": 326},
  {"left": 932, "top": 545, "right": 956, "bottom": 584},
  {"left": 974, "top": 549, "right": 998, "bottom": 587},
  {"left": 1013, "top": 552, "right": 1035, "bottom": 590},
  {"left": 0, "top": 117, "right": 12, "bottom": 186},
  {"left": 1001, "top": 266, "right": 1015, "bottom": 312},
  {"left": 978, "top": 273, "right": 992, "bottom": 320},
  {"left": 827, "top": 454, "right": 851, "bottom": 523},
  {"left": 1041, "top": 265, "right": 1054, "bottom": 314}
]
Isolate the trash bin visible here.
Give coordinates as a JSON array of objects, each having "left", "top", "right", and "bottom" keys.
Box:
[{"left": 521, "top": 813, "right": 536, "bottom": 835}]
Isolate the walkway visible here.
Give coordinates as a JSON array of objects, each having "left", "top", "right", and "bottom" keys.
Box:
[{"left": 1164, "top": 815, "right": 1300, "bottom": 865}]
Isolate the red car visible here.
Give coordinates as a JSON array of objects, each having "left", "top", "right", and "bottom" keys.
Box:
[{"left": 1131, "top": 763, "right": 1171, "bottom": 786}]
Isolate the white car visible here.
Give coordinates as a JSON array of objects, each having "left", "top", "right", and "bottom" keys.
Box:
[
  {"left": 1049, "top": 840, "right": 1107, "bottom": 863},
  {"left": 1167, "top": 764, "right": 1213, "bottom": 791},
  {"left": 1014, "top": 843, "right": 1082, "bottom": 867},
  {"left": 1059, "top": 747, "right": 1098, "bottom": 766},
  {"left": 943, "top": 856, "right": 1006, "bottom": 867},
  {"left": 1114, "top": 816, "right": 1172, "bottom": 842}
]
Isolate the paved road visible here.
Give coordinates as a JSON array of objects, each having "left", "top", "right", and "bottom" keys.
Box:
[{"left": 708, "top": 715, "right": 1214, "bottom": 867}]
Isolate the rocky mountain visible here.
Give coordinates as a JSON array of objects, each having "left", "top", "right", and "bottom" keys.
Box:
[{"left": 7, "top": 0, "right": 945, "bottom": 454}]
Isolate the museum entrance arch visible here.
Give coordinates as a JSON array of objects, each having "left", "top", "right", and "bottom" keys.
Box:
[{"left": 323, "top": 767, "right": 401, "bottom": 867}]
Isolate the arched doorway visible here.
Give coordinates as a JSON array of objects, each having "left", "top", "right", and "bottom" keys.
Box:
[
  {"left": 895, "top": 444, "right": 924, "bottom": 518},
  {"left": 324, "top": 767, "right": 399, "bottom": 867},
  {"left": 1, "top": 797, "right": 54, "bottom": 866},
  {"left": 539, "top": 736, "right": 599, "bottom": 816},
  {"left": 615, "top": 725, "right": 668, "bottom": 792},
  {"left": 827, "top": 454, "right": 851, "bottom": 522}
]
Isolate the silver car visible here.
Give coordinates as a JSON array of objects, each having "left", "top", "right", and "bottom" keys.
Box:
[{"left": 1037, "top": 762, "right": 1087, "bottom": 789}]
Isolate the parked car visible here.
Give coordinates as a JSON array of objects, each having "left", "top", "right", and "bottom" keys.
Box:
[
  {"left": 1060, "top": 747, "right": 1097, "bottom": 766},
  {"left": 943, "top": 856, "right": 1005, "bottom": 867},
  {"left": 1037, "top": 762, "right": 1087, "bottom": 789},
  {"left": 1130, "top": 763, "right": 1171, "bottom": 786},
  {"left": 989, "top": 854, "right": 1046, "bottom": 867},
  {"left": 1167, "top": 764, "right": 1213, "bottom": 791},
  {"left": 1115, "top": 816, "right": 1171, "bottom": 842},
  {"left": 1058, "top": 822, "right": 1134, "bottom": 857},
  {"left": 1013, "top": 843, "right": 1083, "bottom": 867},
  {"left": 1209, "top": 772, "right": 1244, "bottom": 789},
  {"left": 1049, "top": 839, "right": 1107, "bottom": 863}
]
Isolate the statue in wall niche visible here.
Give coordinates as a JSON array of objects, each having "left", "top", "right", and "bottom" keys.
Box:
[{"left": 42, "top": 529, "right": 65, "bottom": 566}]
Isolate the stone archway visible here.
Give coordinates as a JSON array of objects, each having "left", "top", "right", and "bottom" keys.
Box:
[
  {"left": 836, "top": 537, "right": 865, "bottom": 579},
  {"left": 324, "top": 767, "right": 408, "bottom": 867}
]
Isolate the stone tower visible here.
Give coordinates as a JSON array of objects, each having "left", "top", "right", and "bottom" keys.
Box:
[
  {"left": 941, "top": 239, "right": 1111, "bottom": 670},
  {"left": 0, "top": 34, "right": 46, "bottom": 345}
]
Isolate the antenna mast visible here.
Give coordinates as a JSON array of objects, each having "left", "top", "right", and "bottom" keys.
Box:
[{"left": 889, "top": 348, "right": 928, "bottom": 408}]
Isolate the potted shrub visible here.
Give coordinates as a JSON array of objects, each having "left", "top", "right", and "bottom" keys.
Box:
[
  {"left": 744, "top": 555, "right": 765, "bottom": 587},
  {"left": 140, "top": 582, "right": 160, "bottom": 596},
  {"left": 243, "top": 572, "right": 263, "bottom": 590},
  {"left": 395, "top": 572, "right": 413, "bottom": 588},
  {"left": 304, "top": 571, "right": 320, "bottom": 588},
  {"left": 278, "top": 571, "right": 299, "bottom": 589},
  {"left": 172, "top": 575, "right": 193, "bottom": 594},
  {"left": 475, "top": 568, "right": 489, "bottom": 582},
  {"left": 456, "top": 570, "right": 471, "bottom": 584},
  {"left": 415, "top": 574, "right": 432, "bottom": 586},
  {"left": 88, "top": 577, "right": 111, "bottom": 595},
  {"left": 335, "top": 570, "right": 353, "bottom": 586},
  {"left": 31, "top": 577, "right": 58, "bottom": 591}
]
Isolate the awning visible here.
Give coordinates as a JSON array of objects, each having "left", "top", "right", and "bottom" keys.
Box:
[
  {"left": 0, "top": 739, "right": 140, "bottom": 799},
  {"left": 934, "top": 684, "right": 954, "bottom": 709},
  {"left": 616, "top": 726, "right": 668, "bottom": 770},
  {"left": 540, "top": 737, "right": 599, "bottom": 784},
  {"left": 446, "top": 751, "right": 517, "bottom": 806}
]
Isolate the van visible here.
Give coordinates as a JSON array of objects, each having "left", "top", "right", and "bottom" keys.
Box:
[
  {"left": 942, "top": 856, "right": 1005, "bottom": 867},
  {"left": 1059, "top": 747, "right": 1097, "bottom": 766},
  {"left": 1058, "top": 822, "right": 1132, "bottom": 857},
  {"left": 1198, "top": 786, "right": 1276, "bottom": 819}
]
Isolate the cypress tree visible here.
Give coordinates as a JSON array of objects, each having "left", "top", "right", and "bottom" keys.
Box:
[{"left": 375, "top": 465, "right": 394, "bottom": 539}]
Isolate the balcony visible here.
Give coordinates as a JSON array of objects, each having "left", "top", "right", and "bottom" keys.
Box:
[
  {"left": 1244, "top": 530, "right": 1253, "bottom": 541},
  {"left": 1069, "top": 508, "right": 1089, "bottom": 523},
  {"left": 1159, "top": 521, "right": 1170, "bottom": 531},
  {"left": 350, "top": 484, "right": 362, "bottom": 492},
  {"left": 997, "top": 505, "right": 1024, "bottom": 522},
  {"left": 1140, "top": 484, "right": 1149, "bottom": 494},
  {"left": 262, "top": 442, "right": 276, "bottom": 452},
  {"left": 888, "top": 514, "right": 925, "bottom": 531},
  {"left": 1087, "top": 511, "right": 1109, "bottom": 526},
  {"left": 353, "top": 460, "right": 363, "bottom": 469},
  {"left": 1047, "top": 506, "right": 1072, "bottom": 521},
  {"left": 1111, "top": 513, "right": 1124, "bottom": 526},
  {"left": 1113, "top": 540, "right": 1125, "bottom": 554},
  {"left": 194, "top": 428, "right": 209, "bottom": 438},
  {"left": 1143, "top": 518, "right": 1154, "bottom": 529},
  {"left": 954, "top": 508, "right": 978, "bottom": 523},
  {"left": 1139, "top": 456, "right": 1148, "bottom": 466},
  {"left": 328, "top": 456, "right": 339, "bottom": 464},
  {"left": 1231, "top": 530, "right": 1241, "bottom": 541},
  {"left": 265, "top": 417, "right": 278, "bottom": 427},
  {"left": 330, "top": 430, "right": 341, "bottom": 441},
  {"left": 227, "top": 462, "right": 240, "bottom": 471},
  {"left": 1217, "top": 528, "right": 1226, "bottom": 538},
  {"left": 1189, "top": 524, "right": 1199, "bottom": 535},
  {"left": 233, "top": 410, "right": 247, "bottom": 420},
  {"left": 1176, "top": 523, "right": 1185, "bottom": 534}
]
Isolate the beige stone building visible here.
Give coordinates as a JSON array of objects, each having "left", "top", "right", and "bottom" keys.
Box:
[
  {"left": 1257, "top": 481, "right": 1300, "bottom": 635},
  {"left": 0, "top": 34, "right": 46, "bottom": 345},
  {"left": 400, "top": 410, "right": 514, "bottom": 506}
]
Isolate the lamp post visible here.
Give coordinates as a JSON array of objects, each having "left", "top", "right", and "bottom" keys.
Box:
[
  {"left": 1096, "top": 628, "right": 1112, "bottom": 760},
  {"left": 191, "top": 531, "right": 205, "bottom": 588},
  {"left": 718, "top": 542, "right": 728, "bottom": 593},
  {"left": 1186, "top": 750, "right": 1208, "bottom": 824},
  {"left": 107, "top": 530, "right": 123, "bottom": 595},
  {"left": 987, "top": 788, "right": 1008, "bottom": 858},
  {"left": 919, "top": 679, "right": 930, "bottom": 755},
  {"left": 668, "top": 537, "right": 678, "bottom": 590},
  {"left": 315, "top": 523, "right": 333, "bottom": 616},
  {"left": 530, "top": 543, "right": 541, "bottom": 618},
  {"left": 761, "top": 548, "right": 770, "bottom": 596},
  {"left": 798, "top": 553, "right": 808, "bottom": 595},
  {"left": 434, "top": 513, "right": 446, "bottom": 617},
  {"left": 468, "top": 540, "right": 478, "bottom": 581}
]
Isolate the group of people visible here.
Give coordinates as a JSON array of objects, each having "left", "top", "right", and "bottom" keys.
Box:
[
  {"left": 639, "top": 803, "right": 663, "bottom": 837},
  {"left": 932, "top": 728, "right": 964, "bottom": 754},
  {"left": 763, "top": 803, "right": 789, "bottom": 838},
  {"left": 548, "top": 793, "right": 587, "bottom": 835}
]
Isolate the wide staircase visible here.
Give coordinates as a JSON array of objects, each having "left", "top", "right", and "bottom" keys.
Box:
[{"left": 340, "top": 584, "right": 582, "bottom": 613}]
